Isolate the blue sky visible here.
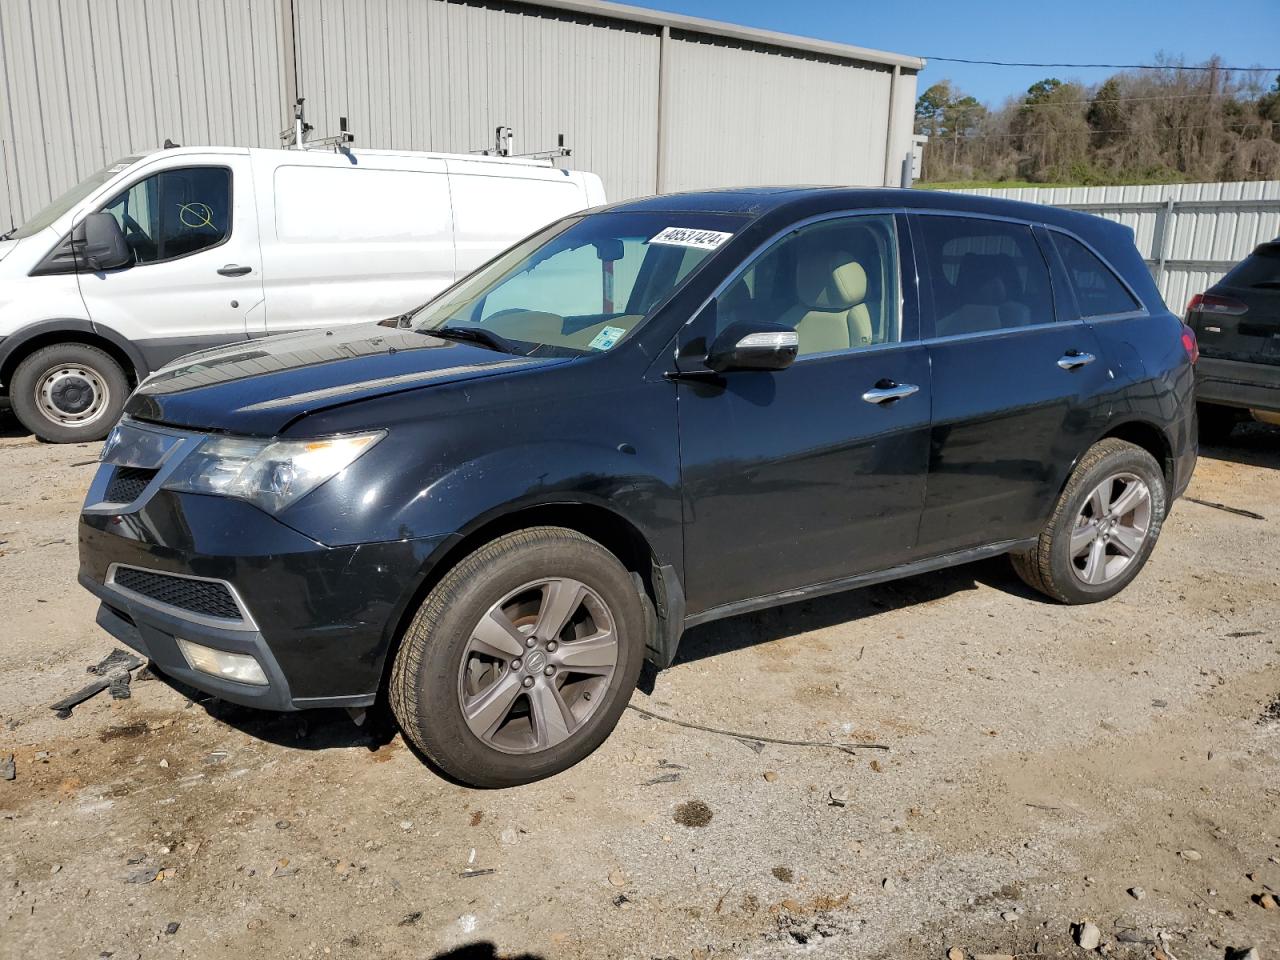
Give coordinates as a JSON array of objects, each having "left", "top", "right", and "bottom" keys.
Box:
[{"left": 622, "top": 0, "right": 1280, "bottom": 105}]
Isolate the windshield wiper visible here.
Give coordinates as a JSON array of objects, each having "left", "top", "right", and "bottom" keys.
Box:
[{"left": 422, "top": 325, "right": 522, "bottom": 354}]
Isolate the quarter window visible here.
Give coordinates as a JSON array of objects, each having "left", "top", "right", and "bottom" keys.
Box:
[
  {"left": 717, "top": 214, "right": 900, "bottom": 357},
  {"left": 1053, "top": 233, "right": 1141, "bottom": 317},
  {"left": 918, "top": 216, "right": 1054, "bottom": 337},
  {"left": 101, "top": 166, "right": 231, "bottom": 264}
]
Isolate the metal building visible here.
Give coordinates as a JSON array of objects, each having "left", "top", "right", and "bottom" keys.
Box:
[{"left": 0, "top": 0, "right": 922, "bottom": 230}]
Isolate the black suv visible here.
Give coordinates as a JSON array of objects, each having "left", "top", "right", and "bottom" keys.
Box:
[
  {"left": 79, "top": 188, "right": 1198, "bottom": 787},
  {"left": 1185, "top": 240, "right": 1280, "bottom": 440}
]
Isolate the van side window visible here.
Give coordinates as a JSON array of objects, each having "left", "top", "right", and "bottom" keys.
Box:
[
  {"left": 102, "top": 166, "right": 231, "bottom": 264},
  {"left": 717, "top": 214, "right": 900, "bottom": 357},
  {"left": 919, "top": 216, "right": 1054, "bottom": 337},
  {"left": 1053, "top": 233, "right": 1141, "bottom": 317}
]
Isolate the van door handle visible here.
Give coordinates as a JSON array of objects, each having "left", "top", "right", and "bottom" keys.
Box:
[
  {"left": 217, "top": 264, "right": 252, "bottom": 277},
  {"left": 861, "top": 380, "right": 920, "bottom": 405},
  {"left": 1057, "top": 351, "right": 1096, "bottom": 370}
]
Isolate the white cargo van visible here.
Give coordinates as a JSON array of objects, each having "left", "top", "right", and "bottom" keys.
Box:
[{"left": 0, "top": 145, "right": 605, "bottom": 442}]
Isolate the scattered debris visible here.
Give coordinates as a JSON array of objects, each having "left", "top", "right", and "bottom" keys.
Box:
[
  {"left": 1075, "top": 921, "right": 1102, "bottom": 950},
  {"left": 947, "top": 948, "right": 965, "bottom": 960},
  {"left": 771, "top": 866, "right": 793, "bottom": 883},
  {"left": 459, "top": 868, "right": 496, "bottom": 879},
  {"left": 398, "top": 911, "right": 423, "bottom": 927},
  {"left": 1001, "top": 910, "right": 1019, "bottom": 922},
  {"left": 881, "top": 877, "right": 896, "bottom": 893},
  {"left": 1, "top": 754, "right": 14, "bottom": 782},
  {"left": 124, "top": 867, "right": 161, "bottom": 884},
  {"left": 1186, "top": 497, "right": 1265, "bottom": 521},
  {"left": 763, "top": 771, "right": 778, "bottom": 782},
  {"left": 1224, "top": 949, "right": 1260, "bottom": 960},
  {"left": 828, "top": 787, "right": 851, "bottom": 807},
  {"left": 641, "top": 773, "right": 681, "bottom": 786},
  {"left": 674, "top": 799, "right": 713, "bottom": 827},
  {"left": 608, "top": 869, "right": 627, "bottom": 888},
  {"left": 164, "top": 922, "right": 179, "bottom": 935},
  {"left": 499, "top": 827, "right": 519, "bottom": 845},
  {"left": 1254, "top": 893, "right": 1279, "bottom": 910},
  {"left": 1129, "top": 886, "right": 1147, "bottom": 900},
  {"left": 272, "top": 860, "right": 298, "bottom": 878},
  {"left": 50, "top": 649, "right": 143, "bottom": 717},
  {"left": 1180, "top": 849, "right": 1202, "bottom": 862},
  {"left": 1259, "top": 697, "right": 1280, "bottom": 725},
  {"left": 628, "top": 704, "right": 889, "bottom": 754}
]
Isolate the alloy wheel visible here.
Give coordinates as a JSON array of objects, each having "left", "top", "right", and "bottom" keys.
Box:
[
  {"left": 1069, "top": 471, "right": 1153, "bottom": 586},
  {"left": 457, "top": 577, "right": 619, "bottom": 754}
]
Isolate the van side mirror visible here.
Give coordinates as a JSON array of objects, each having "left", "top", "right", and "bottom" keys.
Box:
[
  {"left": 73, "top": 213, "right": 132, "bottom": 271},
  {"left": 705, "top": 320, "right": 799, "bottom": 373}
]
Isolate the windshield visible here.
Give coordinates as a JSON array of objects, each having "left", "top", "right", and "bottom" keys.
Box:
[
  {"left": 6, "top": 156, "right": 142, "bottom": 240},
  {"left": 411, "top": 211, "right": 744, "bottom": 356}
]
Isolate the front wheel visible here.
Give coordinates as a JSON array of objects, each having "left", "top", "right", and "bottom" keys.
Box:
[
  {"left": 390, "top": 527, "right": 646, "bottom": 787},
  {"left": 9, "top": 343, "right": 129, "bottom": 443},
  {"left": 1012, "top": 438, "right": 1168, "bottom": 604}
]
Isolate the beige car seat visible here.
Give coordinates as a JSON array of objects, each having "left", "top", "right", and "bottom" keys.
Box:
[{"left": 779, "top": 250, "right": 873, "bottom": 355}]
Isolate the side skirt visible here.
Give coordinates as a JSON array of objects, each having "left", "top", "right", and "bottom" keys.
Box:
[{"left": 682, "top": 537, "right": 1038, "bottom": 631}]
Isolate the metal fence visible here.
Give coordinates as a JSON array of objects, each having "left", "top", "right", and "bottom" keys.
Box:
[{"left": 950, "top": 181, "right": 1280, "bottom": 312}]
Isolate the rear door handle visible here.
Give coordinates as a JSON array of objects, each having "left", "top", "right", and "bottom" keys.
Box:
[
  {"left": 861, "top": 381, "right": 920, "bottom": 405},
  {"left": 217, "top": 264, "right": 252, "bottom": 277},
  {"left": 1057, "top": 351, "right": 1096, "bottom": 370}
]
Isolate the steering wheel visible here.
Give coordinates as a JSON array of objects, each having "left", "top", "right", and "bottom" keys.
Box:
[{"left": 120, "top": 213, "right": 157, "bottom": 261}]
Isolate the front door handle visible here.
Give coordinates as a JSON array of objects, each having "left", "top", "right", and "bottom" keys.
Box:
[
  {"left": 1057, "top": 351, "right": 1096, "bottom": 370},
  {"left": 217, "top": 264, "right": 252, "bottom": 277},
  {"left": 861, "top": 380, "right": 920, "bottom": 405}
]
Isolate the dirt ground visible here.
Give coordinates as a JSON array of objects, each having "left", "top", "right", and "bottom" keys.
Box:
[{"left": 1, "top": 413, "right": 1278, "bottom": 960}]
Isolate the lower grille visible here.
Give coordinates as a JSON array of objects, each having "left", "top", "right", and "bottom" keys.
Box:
[
  {"left": 105, "top": 466, "right": 158, "bottom": 504},
  {"left": 111, "top": 567, "right": 243, "bottom": 621}
]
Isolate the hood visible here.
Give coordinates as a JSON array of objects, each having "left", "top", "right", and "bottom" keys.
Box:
[
  {"left": 125, "top": 323, "right": 570, "bottom": 435},
  {"left": 0, "top": 238, "right": 18, "bottom": 263}
]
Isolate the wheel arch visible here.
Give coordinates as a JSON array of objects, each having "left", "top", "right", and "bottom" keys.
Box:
[
  {"left": 0, "top": 320, "right": 148, "bottom": 392},
  {"left": 375, "top": 499, "right": 684, "bottom": 702},
  {"left": 1097, "top": 418, "right": 1174, "bottom": 491}
]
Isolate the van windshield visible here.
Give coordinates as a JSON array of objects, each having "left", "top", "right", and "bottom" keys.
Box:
[
  {"left": 5, "top": 156, "right": 142, "bottom": 240},
  {"left": 411, "top": 212, "right": 743, "bottom": 356}
]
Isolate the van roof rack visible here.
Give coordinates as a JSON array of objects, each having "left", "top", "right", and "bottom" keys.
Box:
[
  {"left": 473, "top": 127, "right": 572, "bottom": 163},
  {"left": 279, "top": 99, "right": 355, "bottom": 151}
]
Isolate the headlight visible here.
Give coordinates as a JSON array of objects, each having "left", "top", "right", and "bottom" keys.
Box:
[{"left": 163, "top": 431, "right": 385, "bottom": 514}]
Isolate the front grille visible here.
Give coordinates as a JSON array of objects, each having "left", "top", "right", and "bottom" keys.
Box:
[
  {"left": 112, "top": 567, "right": 242, "bottom": 621},
  {"left": 104, "top": 466, "right": 158, "bottom": 504}
]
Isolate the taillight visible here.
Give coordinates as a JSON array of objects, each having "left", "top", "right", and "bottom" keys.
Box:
[
  {"left": 1186, "top": 292, "right": 1248, "bottom": 316},
  {"left": 1180, "top": 323, "right": 1199, "bottom": 364}
]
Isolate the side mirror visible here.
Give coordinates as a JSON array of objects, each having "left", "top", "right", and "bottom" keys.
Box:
[
  {"left": 72, "top": 213, "right": 131, "bottom": 271},
  {"left": 705, "top": 320, "right": 799, "bottom": 373}
]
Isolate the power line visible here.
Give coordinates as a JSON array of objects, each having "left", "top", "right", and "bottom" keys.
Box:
[
  {"left": 931, "top": 120, "right": 1269, "bottom": 140},
  {"left": 1016, "top": 92, "right": 1251, "bottom": 109},
  {"left": 923, "top": 56, "right": 1280, "bottom": 72}
]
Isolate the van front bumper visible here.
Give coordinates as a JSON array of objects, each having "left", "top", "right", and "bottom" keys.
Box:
[{"left": 78, "top": 490, "right": 447, "bottom": 711}]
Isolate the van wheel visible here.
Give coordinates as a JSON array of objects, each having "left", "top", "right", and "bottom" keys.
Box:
[
  {"left": 10, "top": 343, "right": 129, "bottom": 443},
  {"left": 1196, "top": 402, "right": 1239, "bottom": 445},
  {"left": 390, "top": 527, "right": 646, "bottom": 788},
  {"left": 1011, "top": 438, "right": 1167, "bottom": 604}
]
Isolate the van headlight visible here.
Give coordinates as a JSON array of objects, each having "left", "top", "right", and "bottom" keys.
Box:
[{"left": 163, "top": 431, "right": 385, "bottom": 514}]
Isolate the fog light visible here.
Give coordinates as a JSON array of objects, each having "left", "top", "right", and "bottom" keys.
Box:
[{"left": 176, "top": 638, "right": 268, "bottom": 686}]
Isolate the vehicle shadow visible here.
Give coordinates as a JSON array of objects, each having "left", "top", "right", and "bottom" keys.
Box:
[
  {"left": 1199, "top": 420, "right": 1280, "bottom": 471},
  {"left": 671, "top": 554, "right": 1042, "bottom": 668},
  {"left": 429, "top": 944, "right": 543, "bottom": 960}
]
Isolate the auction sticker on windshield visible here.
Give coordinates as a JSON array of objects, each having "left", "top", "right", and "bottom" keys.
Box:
[{"left": 648, "top": 227, "right": 733, "bottom": 250}]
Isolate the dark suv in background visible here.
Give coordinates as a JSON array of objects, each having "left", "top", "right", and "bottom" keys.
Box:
[
  {"left": 78, "top": 188, "right": 1198, "bottom": 787},
  {"left": 1186, "top": 240, "right": 1280, "bottom": 441}
]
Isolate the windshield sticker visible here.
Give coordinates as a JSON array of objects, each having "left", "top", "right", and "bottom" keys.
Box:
[
  {"left": 648, "top": 226, "right": 733, "bottom": 250},
  {"left": 588, "top": 326, "right": 627, "bottom": 351}
]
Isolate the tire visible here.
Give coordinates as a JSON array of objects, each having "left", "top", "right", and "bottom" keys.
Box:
[
  {"left": 1011, "top": 438, "right": 1168, "bottom": 604},
  {"left": 9, "top": 343, "right": 129, "bottom": 443},
  {"left": 390, "top": 526, "right": 646, "bottom": 788},
  {"left": 1196, "top": 402, "right": 1239, "bottom": 445}
]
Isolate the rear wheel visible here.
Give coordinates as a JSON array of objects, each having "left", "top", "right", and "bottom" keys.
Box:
[
  {"left": 390, "top": 526, "right": 646, "bottom": 787},
  {"left": 1196, "top": 402, "right": 1239, "bottom": 445},
  {"left": 10, "top": 343, "right": 129, "bottom": 443},
  {"left": 1012, "top": 438, "right": 1167, "bottom": 604}
]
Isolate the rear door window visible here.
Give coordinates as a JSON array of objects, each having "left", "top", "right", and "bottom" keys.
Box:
[
  {"left": 917, "top": 216, "right": 1054, "bottom": 337},
  {"left": 1052, "top": 232, "right": 1141, "bottom": 317}
]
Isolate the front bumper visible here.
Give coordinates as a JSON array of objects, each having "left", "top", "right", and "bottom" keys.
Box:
[
  {"left": 79, "top": 489, "right": 448, "bottom": 711},
  {"left": 1195, "top": 356, "right": 1280, "bottom": 413}
]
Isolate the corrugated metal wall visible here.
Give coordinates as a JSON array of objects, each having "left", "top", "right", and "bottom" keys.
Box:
[
  {"left": 1, "top": 0, "right": 919, "bottom": 230},
  {"left": 659, "top": 33, "right": 895, "bottom": 192},
  {"left": 291, "top": 0, "right": 662, "bottom": 201},
  {"left": 0, "top": 0, "right": 290, "bottom": 230},
  {"left": 952, "top": 181, "right": 1280, "bottom": 311}
]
